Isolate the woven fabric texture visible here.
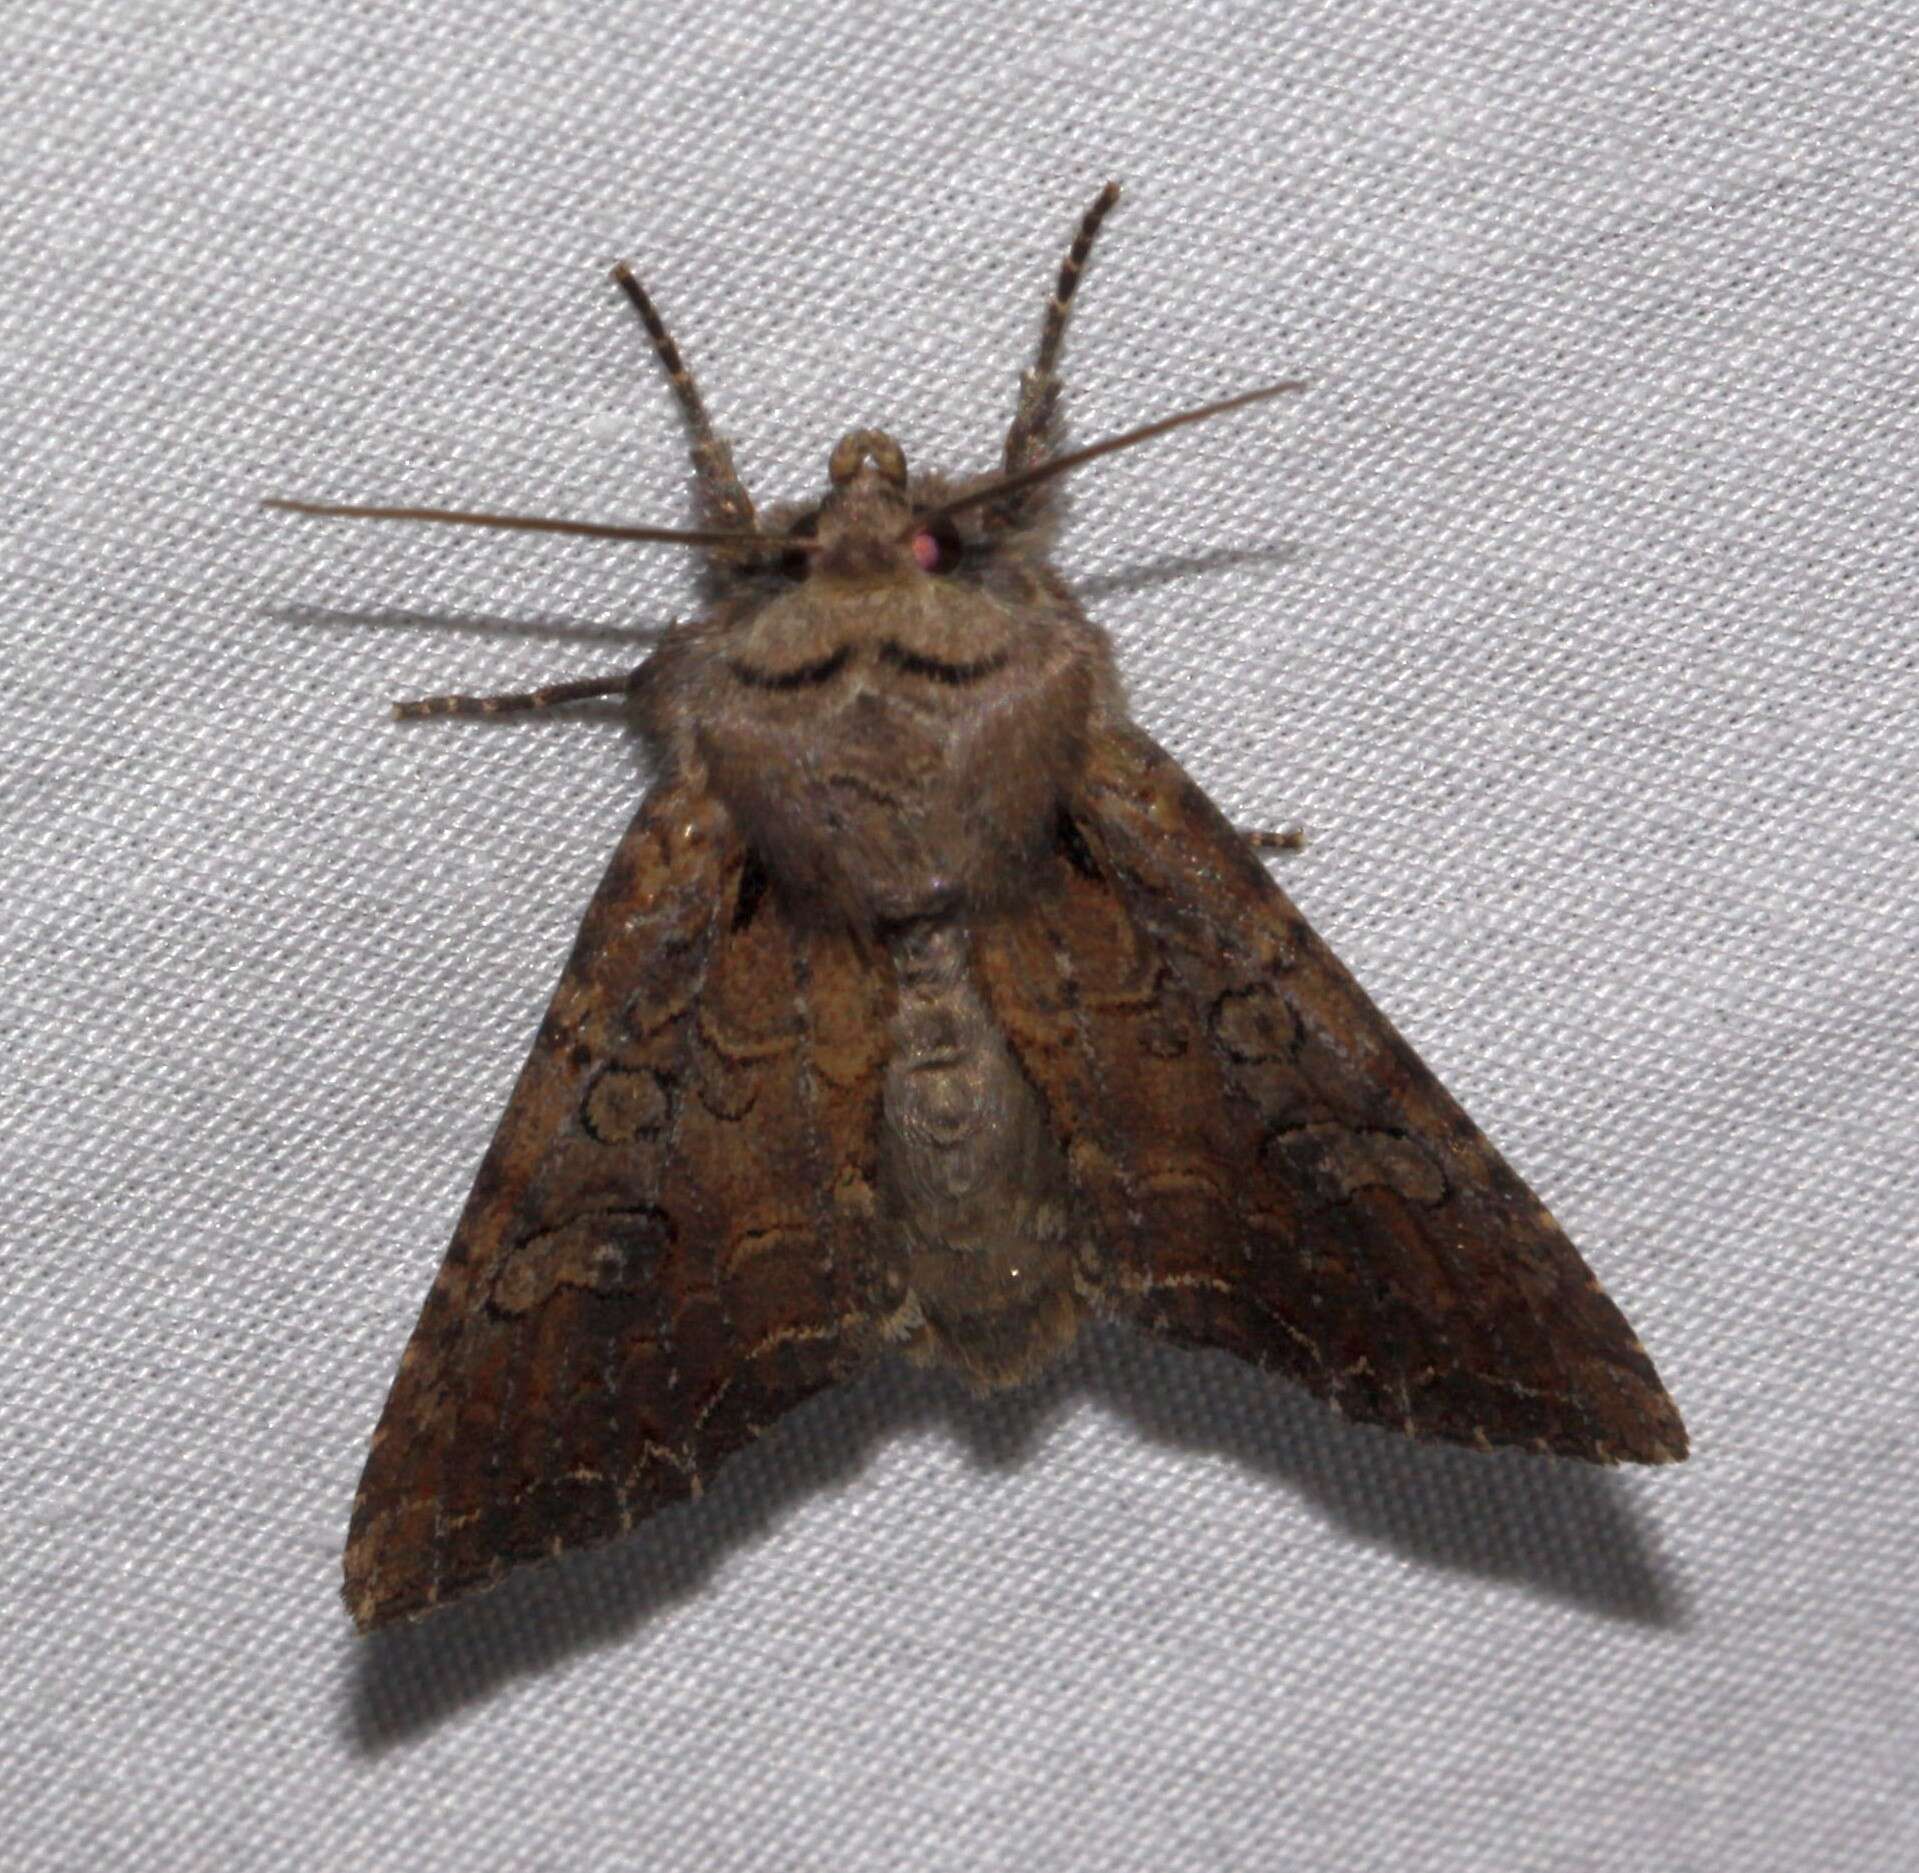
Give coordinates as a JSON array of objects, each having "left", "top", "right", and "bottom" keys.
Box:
[{"left": 5, "top": 3, "right": 1914, "bottom": 1868}]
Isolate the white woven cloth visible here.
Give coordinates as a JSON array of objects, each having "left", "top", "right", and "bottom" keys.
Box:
[{"left": 6, "top": 4, "right": 1914, "bottom": 1867}]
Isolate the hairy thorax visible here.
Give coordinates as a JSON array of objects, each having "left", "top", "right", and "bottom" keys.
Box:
[{"left": 677, "top": 563, "right": 1102, "bottom": 930}]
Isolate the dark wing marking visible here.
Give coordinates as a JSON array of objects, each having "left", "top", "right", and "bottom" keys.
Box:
[
  {"left": 725, "top": 645, "right": 851, "bottom": 690},
  {"left": 975, "top": 726, "right": 1686, "bottom": 1464},
  {"left": 344, "top": 779, "right": 890, "bottom": 1630},
  {"left": 876, "top": 640, "right": 1011, "bottom": 685}
]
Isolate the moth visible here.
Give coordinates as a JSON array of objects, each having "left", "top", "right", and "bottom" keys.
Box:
[{"left": 274, "top": 184, "right": 1686, "bottom": 1633}]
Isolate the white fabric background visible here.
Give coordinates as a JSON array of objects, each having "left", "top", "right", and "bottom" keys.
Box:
[{"left": 5, "top": 3, "right": 1913, "bottom": 1867}]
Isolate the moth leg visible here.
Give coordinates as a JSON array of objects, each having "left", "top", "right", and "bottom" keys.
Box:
[
  {"left": 1239, "top": 824, "right": 1308, "bottom": 855},
  {"left": 392, "top": 672, "right": 632, "bottom": 720},
  {"left": 609, "top": 262, "right": 757, "bottom": 533},
  {"left": 998, "top": 182, "right": 1123, "bottom": 494}
]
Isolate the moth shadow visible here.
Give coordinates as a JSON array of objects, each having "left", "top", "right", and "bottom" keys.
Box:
[
  {"left": 342, "top": 1359, "right": 971, "bottom": 1753},
  {"left": 1078, "top": 1325, "right": 1690, "bottom": 1628},
  {"left": 1069, "top": 539, "right": 1306, "bottom": 607},
  {"left": 342, "top": 1325, "right": 1684, "bottom": 1752},
  {"left": 268, "top": 601, "right": 663, "bottom": 654}
]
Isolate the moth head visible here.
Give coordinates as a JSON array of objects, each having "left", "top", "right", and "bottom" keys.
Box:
[
  {"left": 821, "top": 430, "right": 979, "bottom": 582},
  {"left": 810, "top": 428, "right": 922, "bottom": 581},
  {"left": 263, "top": 185, "right": 1302, "bottom": 729},
  {"left": 719, "top": 427, "right": 998, "bottom": 603}
]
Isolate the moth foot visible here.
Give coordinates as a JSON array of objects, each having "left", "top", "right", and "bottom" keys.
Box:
[{"left": 1240, "top": 824, "right": 1307, "bottom": 855}]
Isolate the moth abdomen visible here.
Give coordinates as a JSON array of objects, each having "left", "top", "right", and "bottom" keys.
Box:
[{"left": 876, "top": 916, "right": 1084, "bottom": 1388}]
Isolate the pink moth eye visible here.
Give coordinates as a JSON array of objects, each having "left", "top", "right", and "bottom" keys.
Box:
[{"left": 912, "top": 519, "right": 967, "bottom": 575}]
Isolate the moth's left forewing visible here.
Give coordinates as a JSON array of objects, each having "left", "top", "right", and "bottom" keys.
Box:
[
  {"left": 344, "top": 780, "right": 890, "bottom": 1631},
  {"left": 977, "top": 725, "right": 1686, "bottom": 1465}
]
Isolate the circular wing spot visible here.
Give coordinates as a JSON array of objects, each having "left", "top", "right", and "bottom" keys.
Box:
[
  {"left": 582, "top": 1064, "right": 671, "bottom": 1144},
  {"left": 1210, "top": 982, "right": 1299, "bottom": 1062}
]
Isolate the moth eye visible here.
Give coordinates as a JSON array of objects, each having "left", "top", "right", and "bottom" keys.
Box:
[
  {"left": 779, "top": 513, "right": 818, "bottom": 581},
  {"left": 912, "top": 519, "right": 967, "bottom": 576}
]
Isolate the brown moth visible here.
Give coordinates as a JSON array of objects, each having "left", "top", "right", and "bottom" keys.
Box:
[{"left": 275, "top": 184, "right": 1686, "bottom": 1633}]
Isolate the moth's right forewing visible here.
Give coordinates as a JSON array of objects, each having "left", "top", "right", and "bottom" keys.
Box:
[
  {"left": 344, "top": 780, "right": 885, "bottom": 1631},
  {"left": 979, "top": 726, "right": 1686, "bottom": 1465}
]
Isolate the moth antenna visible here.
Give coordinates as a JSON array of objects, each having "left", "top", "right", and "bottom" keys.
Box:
[
  {"left": 1000, "top": 180, "right": 1123, "bottom": 483},
  {"left": 262, "top": 496, "right": 814, "bottom": 554},
  {"left": 610, "top": 262, "right": 758, "bottom": 533},
  {"left": 392, "top": 672, "right": 633, "bottom": 721},
  {"left": 921, "top": 381, "right": 1306, "bottom": 527}
]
